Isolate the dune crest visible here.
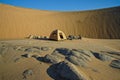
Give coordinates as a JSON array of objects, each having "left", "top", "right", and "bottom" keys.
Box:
[{"left": 0, "top": 4, "right": 120, "bottom": 39}]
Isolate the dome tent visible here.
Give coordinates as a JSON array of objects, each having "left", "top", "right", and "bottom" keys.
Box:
[{"left": 49, "top": 29, "right": 67, "bottom": 41}]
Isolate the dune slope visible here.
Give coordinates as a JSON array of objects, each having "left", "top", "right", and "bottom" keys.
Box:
[{"left": 0, "top": 4, "right": 120, "bottom": 39}]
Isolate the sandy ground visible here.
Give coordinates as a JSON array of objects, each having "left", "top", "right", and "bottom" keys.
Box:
[
  {"left": 0, "top": 4, "right": 120, "bottom": 39},
  {"left": 0, "top": 3, "right": 120, "bottom": 80},
  {"left": 0, "top": 38, "right": 120, "bottom": 80}
]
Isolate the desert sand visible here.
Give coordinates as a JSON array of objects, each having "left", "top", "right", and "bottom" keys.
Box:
[
  {"left": 0, "top": 38, "right": 120, "bottom": 80},
  {"left": 0, "top": 4, "right": 120, "bottom": 39},
  {"left": 0, "top": 3, "right": 120, "bottom": 80}
]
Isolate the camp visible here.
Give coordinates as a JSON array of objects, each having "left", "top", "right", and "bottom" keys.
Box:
[{"left": 49, "top": 29, "right": 67, "bottom": 41}]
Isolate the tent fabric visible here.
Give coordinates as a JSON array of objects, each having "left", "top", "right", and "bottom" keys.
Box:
[{"left": 49, "top": 29, "right": 67, "bottom": 41}]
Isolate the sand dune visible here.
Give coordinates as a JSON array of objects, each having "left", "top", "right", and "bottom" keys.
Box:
[
  {"left": 0, "top": 4, "right": 120, "bottom": 39},
  {"left": 0, "top": 4, "right": 120, "bottom": 80}
]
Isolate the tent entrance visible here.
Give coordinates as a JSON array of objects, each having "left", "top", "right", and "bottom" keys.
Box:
[
  {"left": 59, "top": 33, "right": 63, "bottom": 39},
  {"left": 49, "top": 29, "right": 67, "bottom": 41}
]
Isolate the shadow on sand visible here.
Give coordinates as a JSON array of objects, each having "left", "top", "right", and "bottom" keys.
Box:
[{"left": 47, "top": 63, "right": 66, "bottom": 80}]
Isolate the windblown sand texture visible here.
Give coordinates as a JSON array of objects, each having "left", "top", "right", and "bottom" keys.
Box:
[
  {"left": 0, "top": 4, "right": 120, "bottom": 39},
  {"left": 0, "top": 38, "right": 120, "bottom": 80}
]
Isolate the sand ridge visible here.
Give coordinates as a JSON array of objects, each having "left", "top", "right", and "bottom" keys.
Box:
[{"left": 0, "top": 4, "right": 120, "bottom": 39}]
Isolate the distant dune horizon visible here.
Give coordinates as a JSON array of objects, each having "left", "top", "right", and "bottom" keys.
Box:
[{"left": 0, "top": 4, "right": 120, "bottom": 39}]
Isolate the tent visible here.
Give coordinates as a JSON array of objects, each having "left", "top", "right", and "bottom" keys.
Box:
[{"left": 49, "top": 29, "right": 67, "bottom": 41}]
